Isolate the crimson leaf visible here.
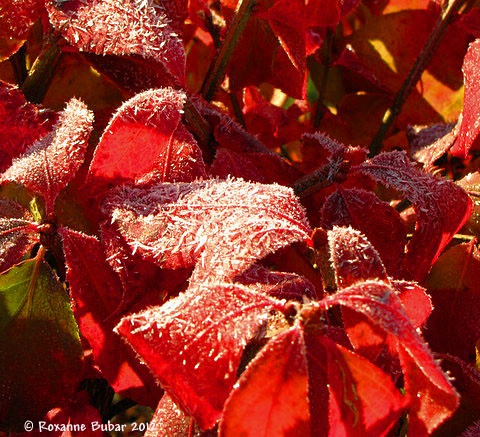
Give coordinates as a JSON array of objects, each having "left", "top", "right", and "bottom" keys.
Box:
[
  {"left": 220, "top": 324, "right": 310, "bottom": 436},
  {"left": 323, "top": 281, "right": 459, "bottom": 434},
  {"left": 1, "top": 98, "right": 94, "bottom": 214},
  {"left": 320, "top": 335, "right": 406, "bottom": 436},
  {"left": 103, "top": 178, "right": 311, "bottom": 284},
  {"left": 87, "top": 87, "right": 206, "bottom": 188},
  {"left": 358, "top": 151, "right": 472, "bottom": 281},
  {"left": 60, "top": 227, "right": 162, "bottom": 406},
  {"left": 115, "top": 282, "right": 286, "bottom": 430},
  {"left": 48, "top": 0, "right": 186, "bottom": 90}
]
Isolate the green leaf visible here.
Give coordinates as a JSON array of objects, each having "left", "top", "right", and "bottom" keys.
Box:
[{"left": 0, "top": 258, "right": 83, "bottom": 432}]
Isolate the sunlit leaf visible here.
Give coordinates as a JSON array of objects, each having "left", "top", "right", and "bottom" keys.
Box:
[
  {"left": 1, "top": 98, "right": 94, "bottom": 213},
  {"left": 87, "top": 87, "right": 206, "bottom": 189},
  {"left": 115, "top": 282, "right": 285, "bottom": 430},
  {"left": 220, "top": 325, "right": 310, "bottom": 436},
  {"left": 103, "top": 178, "right": 311, "bottom": 284},
  {"left": 358, "top": 151, "right": 472, "bottom": 281}
]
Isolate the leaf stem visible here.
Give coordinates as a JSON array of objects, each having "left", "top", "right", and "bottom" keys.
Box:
[
  {"left": 200, "top": 0, "right": 257, "bottom": 101},
  {"left": 22, "top": 32, "right": 62, "bottom": 104},
  {"left": 369, "top": 0, "right": 466, "bottom": 156}
]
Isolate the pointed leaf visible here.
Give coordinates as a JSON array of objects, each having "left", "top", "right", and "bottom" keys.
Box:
[
  {"left": 1, "top": 98, "right": 94, "bottom": 213},
  {"left": 146, "top": 393, "right": 195, "bottom": 437},
  {"left": 324, "top": 281, "right": 460, "bottom": 433},
  {"left": 452, "top": 39, "right": 480, "bottom": 157},
  {"left": 322, "top": 189, "right": 406, "bottom": 276},
  {"left": 0, "top": 258, "right": 83, "bottom": 432},
  {"left": 319, "top": 336, "right": 405, "bottom": 436},
  {"left": 328, "top": 226, "right": 388, "bottom": 288},
  {"left": 48, "top": 0, "right": 185, "bottom": 89},
  {"left": 115, "top": 282, "right": 285, "bottom": 430},
  {"left": 103, "top": 178, "right": 311, "bottom": 284},
  {"left": 358, "top": 151, "right": 472, "bottom": 280},
  {"left": 0, "top": 82, "right": 57, "bottom": 172},
  {"left": 60, "top": 227, "right": 162, "bottom": 406},
  {"left": 220, "top": 325, "right": 310, "bottom": 436},
  {"left": 87, "top": 88, "right": 205, "bottom": 188}
]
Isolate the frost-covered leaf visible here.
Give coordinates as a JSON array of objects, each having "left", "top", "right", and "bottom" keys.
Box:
[
  {"left": 358, "top": 151, "right": 472, "bottom": 281},
  {"left": 115, "top": 282, "right": 286, "bottom": 430},
  {"left": 322, "top": 189, "right": 406, "bottom": 276},
  {"left": 48, "top": 0, "right": 186, "bottom": 89},
  {"left": 0, "top": 258, "right": 83, "bottom": 432},
  {"left": 0, "top": 82, "right": 57, "bottom": 172},
  {"left": 0, "top": 0, "right": 46, "bottom": 59},
  {"left": 1, "top": 99, "right": 94, "bottom": 214},
  {"left": 220, "top": 325, "right": 310, "bottom": 436},
  {"left": 87, "top": 88, "right": 205, "bottom": 189},
  {"left": 324, "top": 281, "right": 459, "bottom": 434},
  {"left": 328, "top": 226, "right": 388, "bottom": 288},
  {"left": 146, "top": 393, "right": 197, "bottom": 437},
  {"left": 103, "top": 178, "right": 311, "bottom": 284},
  {"left": 60, "top": 227, "right": 162, "bottom": 406},
  {"left": 451, "top": 39, "right": 480, "bottom": 157}
]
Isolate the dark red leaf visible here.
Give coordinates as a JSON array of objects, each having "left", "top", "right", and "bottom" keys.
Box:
[
  {"left": 0, "top": 82, "right": 57, "bottom": 172},
  {"left": 323, "top": 281, "right": 460, "bottom": 433},
  {"left": 87, "top": 88, "right": 206, "bottom": 189},
  {"left": 451, "top": 39, "right": 480, "bottom": 157},
  {"left": 227, "top": 0, "right": 306, "bottom": 98},
  {"left": 60, "top": 227, "right": 162, "bottom": 406},
  {"left": 103, "top": 178, "right": 311, "bottom": 284},
  {"left": 219, "top": 325, "right": 310, "bottom": 436},
  {"left": 2, "top": 98, "right": 93, "bottom": 214},
  {"left": 48, "top": 0, "right": 185, "bottom": 89},
  {"left": 424, "top": 242, "right": 480, "bottom": 362},
  {"left": 115, "top": 282, "right": 285, "bottom": 430},
  {"left": 358, "top": 151, "right": 472, "bottom": 281}
]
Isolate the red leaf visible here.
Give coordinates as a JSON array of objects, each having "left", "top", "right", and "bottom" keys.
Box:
[
  {"left": 451, "top": 39, "right": 480, "bottom": 157},
  {"left": 48, "top": 0, "right": 185, "bottom": 89},
  {"left": 424, "top": 242, "right": 480, "bottom": 362},
  {"left": 0, "top": 82, "right": 57, "bottom": 172},
  {"left": 87, "top": 88, "right": 206, "bottom": 188},
  {"left": 219, "top": 325, "right": 310, "bottom": 436},
  {"left": 226, "top": 0, "right": 306, "bottom": 98},
  {"left": 2, "top": 99, "right": 93, "bottom": 214},
  {"left": 115, "top": 282, "right": 285, "bottom": 430},
  {"left": 324, "top": 281, "right": 460, "bottom": 433},
  {"left": 103, "top": 178, "right": 311, "bottom": 284},
  {"left": 146, "top": 393, "right": 195, "bottom": 437},
  {"left": 319, "top": 336, "right": 405, "bottom": 436},
  {"left": 60, "top": 227, "right": 162, "bottom": 406},
  {"left": 358, "top": 151, "right": 472, "bottom": 281},
  {"left": 322, "top": 189, "right": 406, "bottom": 276}
]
